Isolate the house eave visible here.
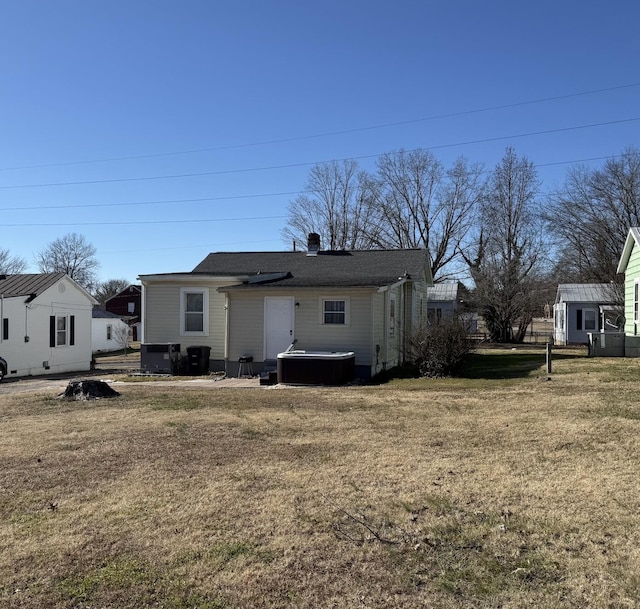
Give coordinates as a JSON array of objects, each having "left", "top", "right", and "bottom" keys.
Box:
[
  {"left": 138, "top": 273, "right": 248, "bottom": 284},
  {"left": 617, "top": 227, "right": 640, "bottom": 274}
]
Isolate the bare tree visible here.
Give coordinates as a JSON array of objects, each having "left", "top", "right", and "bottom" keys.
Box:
[
  {"left": 282, "top": 160, "right": 378, "bottom": 251},
  {"left": 35, "top": 232, "right": 99, "bottom": 289},
  {"left": 464, "top": 148, "right": 546, "bottom": 342},
  {"left": 112, "top": 321, "right": 130, "bottom": 355},
  {"left": 0, "top": 248, "right": 27, "bottom": 274},
  {"left": 93, "top": 278, "right": 130, "bottom": 308},
  {"left": 369, "top": 150, "right": 484, "bottom": 280},
  {"left": 545, "top": 148, "right": 640, "bottom": 283}
]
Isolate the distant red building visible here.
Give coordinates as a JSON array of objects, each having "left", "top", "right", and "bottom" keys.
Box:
[{"left": 105, "top": 284, "right": 142, "bottom": 341}]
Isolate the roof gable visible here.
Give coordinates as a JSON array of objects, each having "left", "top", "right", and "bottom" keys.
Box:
[
  {"left": 190, "top": 248, "right": 432, "bottom": 289},
  {"left": 617, "top": 227, "right": 640, "bottom": 274}
]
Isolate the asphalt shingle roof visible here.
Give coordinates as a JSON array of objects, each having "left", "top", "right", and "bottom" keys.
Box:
[
  {"left": 92, "top": 307, "right": 125, "bottom": 319},
  {"left": 0, "top": 273, "right": 66, "bottom": 298},
  {"left": 191, "top": 249, "right": 431, "bottom": 289}
]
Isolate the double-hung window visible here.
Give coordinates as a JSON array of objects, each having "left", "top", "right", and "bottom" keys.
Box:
[
  {"left": 49, "top": 315, "right": 75, "bottom": 347},
  {"left": 180, "top": 288, "right": 209, "bottom": 336},
  {"left": 576, "top": 308, "right": 597, "bottom": 332},
  {"left": 321, "top": 298, "right": 349, "bottom": 325},
  {"left": 57, "top": 316, "right": 68, "bottom": 346}
]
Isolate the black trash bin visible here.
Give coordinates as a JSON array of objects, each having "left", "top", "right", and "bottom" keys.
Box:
[{"left": 186, "top": 346, "right": 211, "bottom": 375}]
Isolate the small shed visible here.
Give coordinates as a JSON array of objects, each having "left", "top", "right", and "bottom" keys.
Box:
[
  {"left": 553, "top": 283, "right": 622, "bottom": 345},
  {"left": 426, "top": 283, "right": 460, "bottom": 321}
]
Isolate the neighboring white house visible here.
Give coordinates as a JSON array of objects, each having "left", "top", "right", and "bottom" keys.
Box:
[
  {"left": 91, "top": 307, "right": 130, "bottom": 353},
  {"left": 139, "top": 236, "right": 433, "bottom": 379},
  {"left": 0, "top": 273, "right": 97, "bottom": 378}
]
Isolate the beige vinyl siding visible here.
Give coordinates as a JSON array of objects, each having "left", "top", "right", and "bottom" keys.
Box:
[
  {"left": 143, "top": 280, "right": 231, "bottom": 359},
  {"left": 226, "top": 292, "right": 266, "bottom": 362},
  {"left": 226, "top": 289, "right": 375, "bottom": 366},
  {"left": 625, "top": 242, "right": 640, "bottom": 335},
  {"left": 143, "top": 284, "right": 180, "bottom": 342}
]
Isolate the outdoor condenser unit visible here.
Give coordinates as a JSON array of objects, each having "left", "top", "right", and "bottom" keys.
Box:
[{"left": 140, "top": 343, "right": 181, "bottom": 374}]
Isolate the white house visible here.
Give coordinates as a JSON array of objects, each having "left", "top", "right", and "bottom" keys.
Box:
[
  {"left": 0, "top": 273, "right": 97, "bottom": 378},
  {"left": 91, "top": 307, "right": 131, "bottom": 353}
]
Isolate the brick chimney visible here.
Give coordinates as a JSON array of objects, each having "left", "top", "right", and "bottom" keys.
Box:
[{"left": 307, "top": 232, "right": 321, "bottom": 256}]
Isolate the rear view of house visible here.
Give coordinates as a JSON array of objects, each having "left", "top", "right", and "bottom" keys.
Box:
[
  {"left": 139, "top": 236, "right": 433, "bottom": 379},
  {"left": 0, "top": 273, "right": 97, "bottom": 379}
]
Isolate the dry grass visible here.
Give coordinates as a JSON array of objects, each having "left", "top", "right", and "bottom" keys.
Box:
[{"left": 2, "top": 348, "right": 640, "bottom": 608}]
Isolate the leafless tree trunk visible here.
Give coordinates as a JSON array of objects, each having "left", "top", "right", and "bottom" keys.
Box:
[{"left": 464, "top": 148, "right": 546, "bottom": 343}]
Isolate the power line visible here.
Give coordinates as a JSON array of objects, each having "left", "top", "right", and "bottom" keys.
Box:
[
  {"left": 1, "top": 117, "right": 638, "bottom": 191},
  {"left": 1, "top": 214, "right": 287, "bottom": 228},
  {"left": 1, "top": 81, "right": 638, "bottom": 172},
  {"left": 0, "top": 153, "right": 629, "bottom": 213},
  {"left": 0, "top": 191, "right": 302, "bottom": 211}
]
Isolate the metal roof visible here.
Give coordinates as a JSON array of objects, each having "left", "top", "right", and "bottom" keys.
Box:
[
  {"left": 0, "top": 273, "right": 66, "bottom": 298},
  {"left": 427, "top": 283, "right": 459, "bottom": 302},
  {"left": 555, "top": 283, "right": 619, "bottom": 304}
]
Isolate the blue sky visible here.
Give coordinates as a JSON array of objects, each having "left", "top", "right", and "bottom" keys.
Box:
[{"left": 1, "top": 0, "right": 639, "bottom": 284}]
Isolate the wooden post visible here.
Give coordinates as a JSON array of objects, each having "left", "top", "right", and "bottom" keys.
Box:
[{"left": 546, "top": 342, "right": 552, "bottom": 374}]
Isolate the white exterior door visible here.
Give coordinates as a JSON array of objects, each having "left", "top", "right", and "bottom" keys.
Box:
[{"left": 264, "top": 297, "right": 295, "bottom": 360}]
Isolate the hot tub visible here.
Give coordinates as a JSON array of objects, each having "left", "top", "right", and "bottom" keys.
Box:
[{"left": 276, "top": 350, "right": 356, "bottom": 385}]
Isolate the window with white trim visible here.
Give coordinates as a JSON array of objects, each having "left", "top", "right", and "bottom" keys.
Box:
[
  {"left": 180, "top": 288, "right": 209, "bottom": 336},
  {"left": 583, "top": 309, "right": 597, "bottom": 331},
  {"left": 49, "top": 314, "right": 75, "bottom": 348},
  {"left": 577, "top": 308, "right": 597, "bottom": 332},
  {"left": 56, "top": 315, "right": 68, "bottom": 346},
  {"left": 321, "top": 298, "right": 349, "bottom": 325},
  {"left": 635, "top": 279, "right": 639, "bottom": 325}
]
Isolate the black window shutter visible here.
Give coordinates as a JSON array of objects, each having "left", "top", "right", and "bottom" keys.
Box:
[
  {"left": 2, "top": 318, "right": 7, "bottom": 340},
  {"left": 50, "top": 316, "right": 55, "bottom": 347},
  {"left": 576, "top": 309, "right": 582, "bottom": 331},
  {"left": 70, "top": 316, "right": 75, "bottom": 346}
]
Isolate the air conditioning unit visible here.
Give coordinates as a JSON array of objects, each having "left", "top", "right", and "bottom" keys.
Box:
[{"left": 141, "top": 343, "right": 181, "bottom": 374}]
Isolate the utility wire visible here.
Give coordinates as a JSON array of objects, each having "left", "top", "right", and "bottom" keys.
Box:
[
  {"left": 1, "top": 214, "right": 287, "bottom": 228},
  {"left": 0, "top": 153, "right": 630, "bottom": 212},
  {"left": 1, "top": 81, "right": 638, "bottom": 172},
  {"left": 1, "top": 117, "right": 638, "bottom": 191}
]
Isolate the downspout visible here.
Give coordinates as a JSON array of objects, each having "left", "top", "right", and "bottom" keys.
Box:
[
  {"left": 139, "top": 282, "right": 146, "bottom": 344},
  {"left": 224, "top": 294, "right": 230, "bottom": 376}
]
